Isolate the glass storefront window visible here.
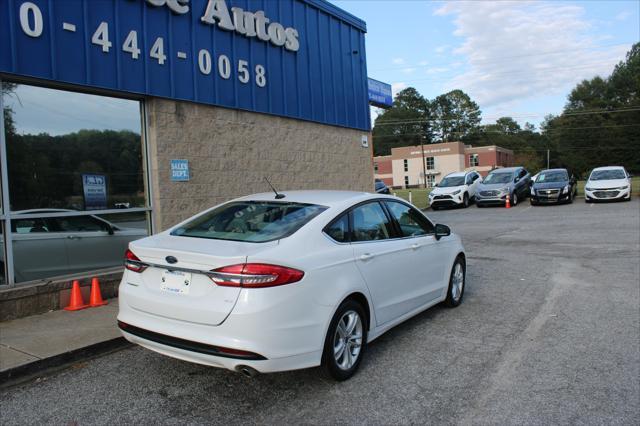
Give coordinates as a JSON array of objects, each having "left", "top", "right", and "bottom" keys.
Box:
[
  {"left": 1, "top": 82, "right": 149, "bottom": 284},
  {"left": 3, "top": 84, "right": 145, "bottom": 211},
  {"left": 10, "top": 212, "right": 148, "bottom": 283}
]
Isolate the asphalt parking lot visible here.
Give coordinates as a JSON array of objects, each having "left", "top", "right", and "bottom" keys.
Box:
[{"left": 1, "top": 198, "right": 638, "bottom": 425}]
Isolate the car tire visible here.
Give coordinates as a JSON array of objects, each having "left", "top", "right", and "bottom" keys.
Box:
[
  {"left": 512, "top": 192, "right": 518, "bottom": 206},
  {"left": 585, "top": 197, "right": 592, "bottom": 203},
  {"left": 431, "top": 205, "right": 439, "bottom": 211},
  {"left": 462, "top": 193, "right": 469, "bottom": 208},
  {"left": 530, "top": 199, "right": 537, "bottom": 206},
  {"left": 321, "top": 299, "right": 367, "bottom": 381},
  {"left": 444, "top": 256, "right": 466, "bottom": 308}
]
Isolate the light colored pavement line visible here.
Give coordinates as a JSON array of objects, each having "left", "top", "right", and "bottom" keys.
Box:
[{"left": 0, "top": 343, "right": 42, "bottom": 359}]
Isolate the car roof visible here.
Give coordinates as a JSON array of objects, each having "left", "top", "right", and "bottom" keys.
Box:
[
  {"left": 444, "top": 171, "right": 467, "bottom": 178},
  {"left": 13, "top": 208, "right": 75, "bottom": 214},
  {"left": 540, "top": 168, "right": 568, "bottom": 173},
  {"left": 234, "top": 190, "right": 377, "bottom": 208},
  {"left": 592, "top": 166, "right": 626, "bottom": 172},
  {"left": 490, "top": 167, "right": 519, "bottom": 173}
]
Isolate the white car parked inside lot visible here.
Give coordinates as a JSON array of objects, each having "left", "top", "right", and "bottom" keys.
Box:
[
  {"left": 429, "top": 171, "right": 482, "bottom": 209},
  {"left": 584, "top": 166, "right": 632, "bottom": 202},
  {"left": 118, "top": 191, "right": 466, "bottom": 381}
]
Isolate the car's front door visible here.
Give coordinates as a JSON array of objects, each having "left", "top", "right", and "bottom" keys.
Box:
[
  {"left": 349, "top": 201, "right": 418, "bottom": 326},
  {"left": 384, "top": 200, "right": 449, "bottom": 303},
  {"left": 52, "top": 215, "right": 124, "bottom": 273}
]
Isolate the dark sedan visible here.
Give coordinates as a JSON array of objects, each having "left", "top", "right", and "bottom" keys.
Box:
[
  {"left": 374, "top": 179, "right": 391, "bottom": 194},
  {"left": 530, "top": 169, "right": 577, "bottom": 205}
]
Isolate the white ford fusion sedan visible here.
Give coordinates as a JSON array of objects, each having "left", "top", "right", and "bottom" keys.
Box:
[{"left": 118, "top": 191, "right": 466, "bottom": 381}]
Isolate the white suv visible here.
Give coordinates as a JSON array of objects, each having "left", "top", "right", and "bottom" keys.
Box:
[
  {"left": 429, "top": 171, "right": 482, "bottom": 210},
  {"left": 585, "top": 166, "right": 632, "bottom": 202}
]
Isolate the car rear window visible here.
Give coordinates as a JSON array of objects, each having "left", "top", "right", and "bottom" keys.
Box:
[{"left": 170, "top": 201, "right": 327, "bottom": 243}]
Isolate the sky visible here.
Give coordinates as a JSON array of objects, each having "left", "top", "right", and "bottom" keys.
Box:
[
  {"left": 3, "top": 0, "right": 638, "bottom": 135},
  {"left": 333, "top": 0, "right": 640, "bottom": 128}
]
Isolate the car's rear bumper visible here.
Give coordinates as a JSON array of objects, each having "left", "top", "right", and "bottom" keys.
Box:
[{"left": 117, "top": 276, "right": 329, "bottom": 373}]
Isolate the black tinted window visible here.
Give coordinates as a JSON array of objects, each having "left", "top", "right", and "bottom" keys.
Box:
[
  {"left": 385, "top": 201, "right": 434, "bottom": 237},
  {"left": 172, "top": 201, "right": 327, "bottom": 243},
  {"left": 325, "top": 214, "right": 349, "bottom": 243},
  {"left": 56, "top": 216, "right": 109, "bottom": 232},
  {"left": 351, "top": 202, "right": 394, "bottom": 242}
]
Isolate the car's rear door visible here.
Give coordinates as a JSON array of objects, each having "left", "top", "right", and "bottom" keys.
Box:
[{"left": 11, "top": 217, "right": 69, "bottom": 282}]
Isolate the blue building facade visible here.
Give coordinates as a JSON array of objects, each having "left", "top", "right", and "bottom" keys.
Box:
[{"left": 0, "top": 0, "right": 370, "bottom": 130}]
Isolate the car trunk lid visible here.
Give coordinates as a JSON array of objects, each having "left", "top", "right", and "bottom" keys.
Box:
[{"left": 125, "top": 234, "right": 278, "bottom": 326}]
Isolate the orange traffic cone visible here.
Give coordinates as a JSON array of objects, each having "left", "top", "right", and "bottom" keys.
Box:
[
  {"left": 89, "top": 277, "right": 108, "bottom": 307},
  {"left": 505, "top": 194, "right": 511, "bottom": 209},
  {"left": 64, "top": 280, "right": 88, "bottom": 311}
]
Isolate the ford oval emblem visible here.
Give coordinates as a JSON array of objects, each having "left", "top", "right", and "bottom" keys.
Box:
[{"left": 166, "top": 256, "right": 178, "bottom": 264}]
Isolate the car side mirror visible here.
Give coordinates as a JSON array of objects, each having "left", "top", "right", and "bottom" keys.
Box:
[
  {"left": 514, "top": 177, "right": 520, "bottom": 183},
  {"left": 435, "top": 224, "right": 450, "bottom": 241}
]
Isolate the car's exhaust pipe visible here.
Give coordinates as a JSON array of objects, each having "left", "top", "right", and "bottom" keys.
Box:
[{"left": 236, "top": 365, "right": 259, "bottom": 378}]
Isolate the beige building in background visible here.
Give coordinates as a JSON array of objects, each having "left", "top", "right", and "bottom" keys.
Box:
[{"left": 374, "top": 141, "right": 514, "bottom": 189}]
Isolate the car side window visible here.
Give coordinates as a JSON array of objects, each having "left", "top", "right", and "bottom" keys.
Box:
[
  {"left": 384, "top": 201, "right": 434, "bottom": 237},
  {"left": 324, "top": 213, "right": 349, "bottom": 243},
  {"left": 519, "top": 169, "right": 527, "bottom": 178},
  {"left": 13, "top": 218, "right": 51, "bottom": 234},
  {"left": 466, "top": 175, "right": 473, "bottom": 185},
  {"left": 351, "top": 202, "right": 394, "bottom": 242},
  {"left": 473, "top": 173, "right": 480, "bottom": 182},
  {"left": 56, "top": 216, "right": 109, "bottom": 233}
]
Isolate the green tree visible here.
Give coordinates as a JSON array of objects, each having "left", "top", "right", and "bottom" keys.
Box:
[
  {"left": 372, "top": 87, "right": 433, "bottom": 156},
  {"left": 543, "top": 42, "right": 640, "bottom": 176},
  {"left": 495, "top": 117, "right": 521, "bottom": 134},
  {"left": 432, "top": 90, "right": 481, "bottom": 142}
]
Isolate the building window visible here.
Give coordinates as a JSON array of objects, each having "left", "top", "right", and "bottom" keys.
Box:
[
  {"left": 1, "top": 81, "right": 150, "bottom": 284},
  {"left": 404, "top": 176, "right": 409, "bottom": 187},
  {"left": 403, "top": 159, "right": 408, "bottom": 172},
  {"left": 470, "top": 154, "right": 479, "bottom": 167},
  {"left": 374, "top": 162, "right": 378, "bottom": 172},
  {"left": 426, "top": 175, "right": 435, "bottom": 188},
  {"left": 426, "top": 157, "right": 435, "bottom": 170}
]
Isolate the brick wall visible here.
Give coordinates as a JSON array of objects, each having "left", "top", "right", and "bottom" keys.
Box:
[{"left": 146, "top": 99, "right": 374, "bottom": 231}]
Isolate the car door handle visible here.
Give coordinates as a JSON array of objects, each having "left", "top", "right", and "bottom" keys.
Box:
[
  {"left": 67, "top": 235, "right": 79, "bottom": 240},
  {"left": 410, "top": 243, "right": 421, "bottom": 250},
  {"left": 359, "top": 253, "right": 374, "bottom": 261}
]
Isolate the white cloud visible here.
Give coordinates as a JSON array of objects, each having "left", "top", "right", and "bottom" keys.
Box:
[
  {"left": 391, "top": 82, "right": 407, "bottom": 97},
  {"left": 435, "top": 44, "right": 450, "bottom": 54},
  {"left": 426, "top": 67, "right": 449, "bottom": 74},
  {"left": 435, "top": 1, "right": 630, "bottom": 109},
  {"left": 615, "top": 10, "right": 631, "bottom": 21},
  {"left": 401, "top": 67, "right": 417, "bottom": 74},
  {"left": 418, "top": 60, "right": 429, "bottom": 66},
  {"left": 392, "top": 57, "right": 405, "bottom": 65}
]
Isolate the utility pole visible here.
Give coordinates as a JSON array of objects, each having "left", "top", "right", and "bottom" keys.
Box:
[
  {"left": 420, "top": 136, "right": 427, "bottom": 188},
  {"left": 547, "top": 149, "right": 550, "bottom": 169}
]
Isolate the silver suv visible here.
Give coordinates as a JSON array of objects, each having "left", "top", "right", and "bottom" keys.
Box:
[{"left": 476, "top": 167, "right": 531, "bottom": 207}]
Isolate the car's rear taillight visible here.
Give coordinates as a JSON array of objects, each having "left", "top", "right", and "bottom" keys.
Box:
[
  {"left": 124, "top": 249, "right": 148, "bottom": 273},
  {"left": 210, "top": 263, "right": 304, "bottom": 288}
]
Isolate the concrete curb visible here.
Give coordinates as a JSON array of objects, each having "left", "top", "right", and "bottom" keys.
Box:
[{"left": 0, "top": 337, "right": 131, "bottom": 389}]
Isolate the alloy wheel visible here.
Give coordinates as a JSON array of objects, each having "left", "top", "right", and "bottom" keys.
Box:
[
  {"left": 451, "top": 263, "right": 464, "bottom": 302},
  {"left": 333, "top": 310, "right": 363, "bottom": 370}
]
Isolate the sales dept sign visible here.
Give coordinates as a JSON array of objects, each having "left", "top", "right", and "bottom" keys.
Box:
[{"left": 171, "top": 159, "right": 190, "bottom": 182}]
